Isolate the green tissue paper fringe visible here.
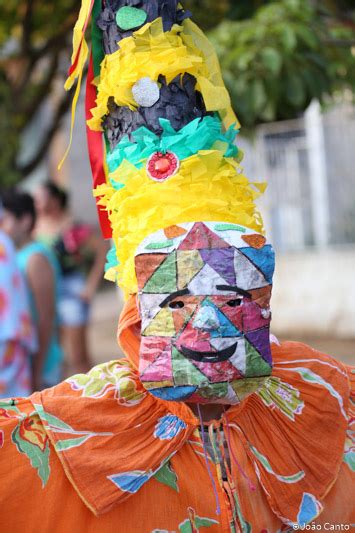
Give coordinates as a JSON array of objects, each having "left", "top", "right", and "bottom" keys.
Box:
[{"left": 107, "top": 115, "right": 239, "bottom": 174}]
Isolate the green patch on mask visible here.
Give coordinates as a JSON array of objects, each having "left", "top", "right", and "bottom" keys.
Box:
[
  {"left": 244, "top": 341, "right": 272, "bottom": 377},
  {"left": 172, "top": 347, "right": 208, "bottom": 386},
  {"left": 198, "top": 382, "right": 229, "bottom": 400},
  {"left": 116, "top": 6, "right": 147, "bottom": 31},
  {"left": 214, "top": 223, "right": 246, "bottom": 232},
  {"left": 143, "top": 251, "right": 177, "bottom": 293}
]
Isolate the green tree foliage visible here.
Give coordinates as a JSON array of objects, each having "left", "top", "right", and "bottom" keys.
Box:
[
  {"left": 0, "top": 0, "right": 80, "bottom": 186},
  {"left": 209, "top": 0, "right": 355, "bottom": 126},
  {"left": 184, "top": 0, "right": 230, "bottom": 30},
  {"left": 0, "top": 0, "right": 354, "bottom": 185}
]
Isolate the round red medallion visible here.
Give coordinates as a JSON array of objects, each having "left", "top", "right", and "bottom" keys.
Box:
[{"left": 146, "top": 151, "right": 180, "bottom": 181}]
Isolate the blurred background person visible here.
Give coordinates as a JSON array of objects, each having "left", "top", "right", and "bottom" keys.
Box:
[
  {"left": 1, "top": 190, "right": 63, "bottom": 390},
  {"left": 34, "top": 181, "right": 107, "bottom": 374},
  {"left": 0, "top": 204, "right": 37, "bottom": 397}
]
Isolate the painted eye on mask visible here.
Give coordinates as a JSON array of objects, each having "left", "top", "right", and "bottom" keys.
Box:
[
  {"left": 168, "top": 301, "right": 185, "bottom": 310},
  {"left": 226, "top": 298, "right": 243, "bottom": 308}
]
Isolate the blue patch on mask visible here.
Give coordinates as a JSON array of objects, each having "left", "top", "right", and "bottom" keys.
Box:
[
  {"left": 150, "top": 386, "right": 197, "bottom": 401},
  {"left": 199, "top": 300, "right": 241, "bottom": 338},
  {"left": 239, "top": 245, "right": 275, "bottom": 283}
]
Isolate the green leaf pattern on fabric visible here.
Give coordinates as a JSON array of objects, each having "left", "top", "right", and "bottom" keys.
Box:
[
  {"left": 1, "top": 399, "right": 115, "bottom": 487},
  {"left": 179, "top": 522, "right": 192, "bottom": 533},
  {"left": 33, "top": 403, "right": 113, "bottom": 453},
  {"left": 34, "top": 403, "right": 75, "bottom": 431},
  {"left": 12, "top": 418, "right": 50, "bottom": 487},
  {"left": 344, "top": 422, "right": 355, "bottom": 472},
  {"left": 66, "top": 360, "right": 146, "bottom": 406},
  {"left": 257, "top": 377, "right": 304, "bottom": 420},
  {"left": 195, "top": 517, "right": 219, "bottom": 528},
  {"left": 250, "top": 445, "right": 305, "bottom": 483},
  {"left": 179, "top": 510, "right": 218, "bottom": 533},
  {"left": 285, "top": 367, "right": 347, "bottom": 420},
  {"left": 151, "top": 507, "right": 218, "bottom": 532},
  {"left": 232, "top": 490, "right": 252, "bottom": 533},
  {"left": 55, "top": 435, "right": 95, "bottom": 452},
  {"left": 153, "top": 461, "right": 179, "bottom": 492}
]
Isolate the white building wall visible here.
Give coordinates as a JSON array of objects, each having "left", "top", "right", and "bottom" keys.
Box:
[
  {"left": 272, "top": 247, "right": 355, "bottom": 338},
  {"left": 239, "top": 100, "right": 355, "bottom": 339}
]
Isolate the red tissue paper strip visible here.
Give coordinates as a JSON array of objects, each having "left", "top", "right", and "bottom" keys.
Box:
[
  {"left": 68, "top": 0, "right": 95, "bottom": 77},
  {"left": 85, "top": 52, "right": 112, "bottom": 239}
]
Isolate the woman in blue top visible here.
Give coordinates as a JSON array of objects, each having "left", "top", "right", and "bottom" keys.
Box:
[
  {"left": 0, "top": 227, "right": 37, "bottom": 397},
  {"left": 1, "top": 190, "right": 63, "bottom": 390},
  {"left": 34, "top": 181, "right": 107, "bottom": 375}
]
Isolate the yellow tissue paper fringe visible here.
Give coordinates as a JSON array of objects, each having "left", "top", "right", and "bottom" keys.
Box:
[
  {"left": 58, "top": 0, "right": 91, "bottom": 169},
  {"left": 182, "top": 18, "right": 239, "bottom": 129},
  {"left": 87, "top": 18, "right": 234, "bottom": 132},
  {"left": 94, "top": 150, "right": 266, "bottom": 297}
]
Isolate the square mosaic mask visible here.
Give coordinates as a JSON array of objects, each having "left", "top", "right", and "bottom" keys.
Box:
[{"left": 135, "top": 222, "right": 275, "bottom": 404}]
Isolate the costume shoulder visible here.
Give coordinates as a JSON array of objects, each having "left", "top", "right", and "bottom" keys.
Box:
[
  {"left": 270, "top": 340, "right": 352, "bottom": 418},
  {"left": 25, "top": 359, "right": 194, "bottom": 515},
  {"left": 234, "top": 340, "right": 354, "bottom": 525}
]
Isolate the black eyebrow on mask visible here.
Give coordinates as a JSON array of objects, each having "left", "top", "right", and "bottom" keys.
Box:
[
  {"left": 216, "top": 285, "right": 251, "bottom": 298},
  {"left": 159, "top": 289, "right": 190, "bottom": 307}
]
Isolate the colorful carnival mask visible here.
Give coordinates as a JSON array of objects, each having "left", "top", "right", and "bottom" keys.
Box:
[
  {"left": 135, "top": 222, "right": 275, "bottom": 403},
  {"left": 66, "top": 1, "right": 275, "bottom": 405}
]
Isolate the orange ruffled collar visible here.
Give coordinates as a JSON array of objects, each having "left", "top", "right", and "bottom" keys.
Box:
[{"left": 30, "top": 298, "right": 351, "bottom": 526}]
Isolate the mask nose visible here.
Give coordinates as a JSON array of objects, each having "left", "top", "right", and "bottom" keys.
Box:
[{"left": 193, "top": 305, "right": 220, "bottom": 331}]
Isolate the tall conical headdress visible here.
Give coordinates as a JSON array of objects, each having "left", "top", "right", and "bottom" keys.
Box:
[{"left": 66, "top": 1, "right": 275, "bottom": 405}]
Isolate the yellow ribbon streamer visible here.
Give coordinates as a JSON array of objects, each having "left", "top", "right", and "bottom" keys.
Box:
[{"left": 58, "top": 0, "right": 91, "bottom": 169}]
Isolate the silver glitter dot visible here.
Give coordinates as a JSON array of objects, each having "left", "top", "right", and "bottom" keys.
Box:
[
  {"left": 261, "top": 308, "right": 271, "bottom": 319},
  {"left": 132, "top": 77, "right": 160, "bottom": 107}
]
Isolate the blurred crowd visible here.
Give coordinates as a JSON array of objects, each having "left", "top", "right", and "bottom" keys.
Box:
[{"left": 0, "top": 182, "right": 107, "bottom": 398}]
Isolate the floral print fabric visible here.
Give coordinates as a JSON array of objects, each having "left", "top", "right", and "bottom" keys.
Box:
[
  {"left": 0, "top": 293, "right": 354, "bottom": 530},
  {"left": 0, "top": 232, "right": 37, "bottom": 397},
  {"left": 0, "top": 343, "right": 353, "bottom": 531}
]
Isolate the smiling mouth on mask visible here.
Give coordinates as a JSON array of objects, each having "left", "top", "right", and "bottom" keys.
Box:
[{"left": 177, "top": 341, "right": 238, "bottom": 363}]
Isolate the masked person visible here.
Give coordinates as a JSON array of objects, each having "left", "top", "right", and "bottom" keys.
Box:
[{"left": 0, "top": 2, "right": 353, "bottom": 531}]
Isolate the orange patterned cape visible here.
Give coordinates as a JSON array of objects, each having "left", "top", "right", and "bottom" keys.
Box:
[{"left": 0, "top": 297, "right": 354, "bottom": 532}]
